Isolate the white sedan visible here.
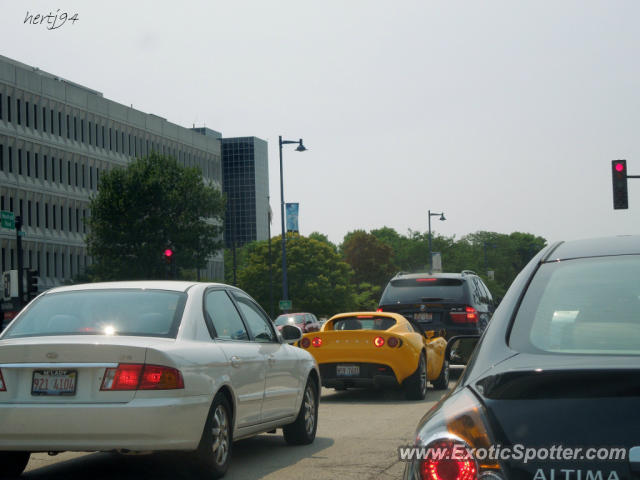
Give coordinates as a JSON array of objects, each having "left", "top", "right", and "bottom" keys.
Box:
[{"left": 0, "top": 281, "right": 320, "bottom": 478}]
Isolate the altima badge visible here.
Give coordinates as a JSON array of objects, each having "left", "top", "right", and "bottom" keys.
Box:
[{"left": 46, "top": 352, "right": 58, "bottom": 359}]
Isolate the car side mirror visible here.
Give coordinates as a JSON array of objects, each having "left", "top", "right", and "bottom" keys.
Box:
[
  {"left": 446, "top": 335, "right": 480, "bottom": 365},
  {"left": 281, "top": 324, "right": 303, "bottom": 344}
]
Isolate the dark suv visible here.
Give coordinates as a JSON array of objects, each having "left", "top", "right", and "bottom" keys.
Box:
[{"left": 378, "top": 270, "right": 494, "bottom": 338}]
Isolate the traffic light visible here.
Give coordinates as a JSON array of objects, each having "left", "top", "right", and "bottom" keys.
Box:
[
  {"left": 612, "top": 160, "right": 628, "bottom": 209},
  {"left": 163, "top": 248, "right": 174, "bottom": 263},
  {"left": 26, "top": 270, "right": 39, "bottom": 299}
]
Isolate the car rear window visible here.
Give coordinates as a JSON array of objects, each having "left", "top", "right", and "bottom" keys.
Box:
[
  {"left": 331, "top": 316, "right": 396, "bottom": 331},
  {"left": 274, "top": 314, "right": 305, "bottom": 326},
  {"left": 380, "top": 278, "right": 465, "bottom": 304},
  {"left": 1, "top": 289, "right": 187, "bottom": 339},
  {"left": 510, "top": 255, "right": 640, "bottom": 355}
]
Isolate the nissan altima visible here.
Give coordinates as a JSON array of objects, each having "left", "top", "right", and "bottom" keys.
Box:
[
  {"left": 403, "top": 235, "right": 640, "bottom": 480},
  {"left": 0, "top": 281, "right": 320, "bottom": 479}
]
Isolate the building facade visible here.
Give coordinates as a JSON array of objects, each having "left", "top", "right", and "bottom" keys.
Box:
[
  {"left": 0, "top": 55, "right": 225, "bottom": 289},
  {"left": 221, "top": 137, "right": 270, "bottom": 248}
]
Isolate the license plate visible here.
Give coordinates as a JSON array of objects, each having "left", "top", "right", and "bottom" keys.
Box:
[
  {"left": 414, "top": 312, "right": 433, "bottom": 322},
  {"left": 31, "top": 369, "right": 77, "bottom": 396},
  {"left": 336, "top": 365, "right": 360, "bottom": 377}
]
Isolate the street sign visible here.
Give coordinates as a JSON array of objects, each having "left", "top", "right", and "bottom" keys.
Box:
[
  {"left": 2, "top": 271, "right": 19, "bottom": 301},
  {"left": 1, "top": 211, "right": 15, "bottom": 230},
  {"left": 279, "top": 300, "right": 292, "bottom": 311}
]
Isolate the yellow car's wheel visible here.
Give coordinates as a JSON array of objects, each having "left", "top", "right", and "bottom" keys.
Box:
[
  {"left": 431, "top": 359, "right": 450, "bottom": 390},
  {"left": 404, "top": 353, "right": 427, "bottom": 400}
]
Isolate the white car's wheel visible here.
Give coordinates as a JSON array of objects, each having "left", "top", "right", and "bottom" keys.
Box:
[
  {"left": 194, "top": 393, "right": 232, "bottom": 478},
  {"left": 283, "top": 378, "right": 318, "bottom": 445}
]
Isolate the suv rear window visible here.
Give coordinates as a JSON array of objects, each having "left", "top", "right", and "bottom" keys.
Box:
[
  {"left": 380, "top": 278, "right": 465, "bottom": 304},
  {"left": 2, "top": 289, "right": 186, "bottom": 339},
  {"left": 510, "top": 255, "right": 640, "bottom": 355}
]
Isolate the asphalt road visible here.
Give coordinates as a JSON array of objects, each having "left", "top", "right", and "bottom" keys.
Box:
[{"left": 22, "top": 385, "right": 450, "bottom": 480}]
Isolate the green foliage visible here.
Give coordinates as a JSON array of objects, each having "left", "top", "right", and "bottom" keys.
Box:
[
  {"left": 235, "top": 234, "right": 354, "bottom": 317},
  {"left": 352, "top": 282, "right": 382, "bottom": 311},
  {"left": 224, "top": 240, "right": 261, "bottom": 285},
  {"left": 223, "top": 227, "right": 547, "bottom": 316},
  {"left": 308, "top": 231, "right": 338, "bottom": 252},
  {"left": 86, "top": 153, "right": 225, "bottom": 280},
  {"left": 347, "top": 227, "right": 547, "bottom": 305},
  {"left": 341, "top": 230, "right": 397, "bottom": 290}
]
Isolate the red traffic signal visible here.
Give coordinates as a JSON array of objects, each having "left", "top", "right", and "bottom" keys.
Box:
[
  {"left": 163, "top": 249, "right": 174, "bottom": 258},
  {"left": 611, "top": 160, "right": 628, "bottom": 210}
]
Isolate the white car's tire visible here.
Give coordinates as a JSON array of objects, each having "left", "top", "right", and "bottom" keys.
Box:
[
  {"left": 283, "top": 378, "right": 318, "bottom": 445},
  {"left": 194, "top": 393, "right": 233, "bottom": 478}
]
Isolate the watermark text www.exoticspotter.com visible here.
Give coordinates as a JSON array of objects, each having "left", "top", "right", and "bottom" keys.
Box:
[
  {"left": 398, "top": 444, "right": 627, "bottom": 464},
  {"left": 24, "top": 10, "right": 79, "bottom": 30}
]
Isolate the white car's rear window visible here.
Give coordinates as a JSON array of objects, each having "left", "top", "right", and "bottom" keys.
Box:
[
  {"left": 510, "top": 255, "right": 640, "bottom": 355},
  {"left": 2, "top": 289, "right": 187, "bottom": 339}
]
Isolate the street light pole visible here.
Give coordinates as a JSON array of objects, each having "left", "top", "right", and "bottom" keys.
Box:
[
  {"left": 428, "top": 210, "right": 446, "bottom": 273},
  {"left": 278, "top": 136, "right": 307, "bottom": 308}
]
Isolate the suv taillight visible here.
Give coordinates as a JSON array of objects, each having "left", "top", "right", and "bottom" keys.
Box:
[
  {"left": 101, "top": 364, "right": 184, "bottom": 391},
  {"left": 450, "top": 306, "right": 478, "bottom": 323},
  {"left": 0, "top": 369, "right": 5, "bottom": 391}
]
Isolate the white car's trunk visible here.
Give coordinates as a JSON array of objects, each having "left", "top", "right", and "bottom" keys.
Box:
[{"left": 0, "top": 336, "right": 171, "bottom": 404}]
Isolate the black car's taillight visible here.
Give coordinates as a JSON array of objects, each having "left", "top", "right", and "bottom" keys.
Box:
[
  {"left": 411, "top": 389, "right": 504, "bottom": 480},
  {"left": 450, "top": 306, "right": 478, "bottom": 323}
]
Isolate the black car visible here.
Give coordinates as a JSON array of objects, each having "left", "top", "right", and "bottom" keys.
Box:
[
  {"left": 402, "top": 235, "right": 640, "bottom": 480},
  {"left": 378, "top": 271, "right": 494, "bottom": 338}
]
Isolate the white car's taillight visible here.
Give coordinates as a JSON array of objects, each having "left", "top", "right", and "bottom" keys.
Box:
[
  {"left": 101, "top": 364, "right": 184, "bottom": 391},
  {"left": 0, "top": 369, "right": 5, "bottom": 391}
]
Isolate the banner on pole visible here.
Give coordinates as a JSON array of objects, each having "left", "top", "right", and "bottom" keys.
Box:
[{"left": 285, "top": 203, "right": 299, "bottom": 233}]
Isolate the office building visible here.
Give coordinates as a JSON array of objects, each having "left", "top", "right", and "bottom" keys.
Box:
[
  {"left": 0, "top": 55, "right": 225, "bottom": 289},
  {"left": 221, "top": 137, "right": 270, "bottom": 248}
]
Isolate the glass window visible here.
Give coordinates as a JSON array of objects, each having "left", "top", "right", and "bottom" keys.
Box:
[
  {"left": 3, "top": 289, "right": 186, "bottom": 339},
  {"left": 510, "top": 255, "right": 640, "bottom": 355},
  {"left": 381, "top": 278, "right": 465, "bottom": 304},
  {"left": 275, "top": 314, "right": 306, "bottom": 326},
  {"left": 233, "top": 292, "right": 276, "bottom": 342},
  {"left": 332, "top": 316, "right": 396, "bottom": 331},
  {"left": 204, "top": 289, "right": 248, "bottom": 341}
]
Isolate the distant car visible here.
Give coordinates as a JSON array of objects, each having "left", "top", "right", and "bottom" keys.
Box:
[
  {"left": 0, "top": 281, "right": 320, "bottom": 479},
  {"left": 378, "top": 270, "right": 494, "bottom": 338},
  {"left": 298, "top": 312, "right": 449, "bottom": 400},
  {"left": 274, "top": 312, "right": 321, "bottom": 333},
  {"left": 403, "top": 236, "right": 640, "bottom": 480}
]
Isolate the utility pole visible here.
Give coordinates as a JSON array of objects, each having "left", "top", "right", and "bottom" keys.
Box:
[{"left": 15, "top": 216, "right": 24, "bottom": 308}]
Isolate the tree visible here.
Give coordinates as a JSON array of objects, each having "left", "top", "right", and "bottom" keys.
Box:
[
  {"left": 308, "top": 231, "right": 338, "bottom": 252},
  {"left": 87, "top": 153, "right": 225, "bottom": 280},
  {"left": 236, "top": 234, "right": 354, "bottom": 317},
  {"left": 341, "top": 230, "right": 397, "bottom": 289}
]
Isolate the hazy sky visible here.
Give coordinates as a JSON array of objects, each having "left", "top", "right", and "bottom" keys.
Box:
[{"left": 2, "top": 1, "right": 639, "bottom": 245}]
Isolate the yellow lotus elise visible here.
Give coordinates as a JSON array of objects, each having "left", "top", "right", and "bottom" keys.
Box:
[{"left": 297, "top": 312, "right": 449, "bottom": 400}]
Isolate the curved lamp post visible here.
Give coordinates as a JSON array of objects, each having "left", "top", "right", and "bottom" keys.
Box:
[{"left": 279, "top": 136, "right": 307, "bottom": 308}]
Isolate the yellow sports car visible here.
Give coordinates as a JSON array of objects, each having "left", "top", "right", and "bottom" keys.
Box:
[{"left": 297, "top": 312, "right": 449, "bottom": 400}]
